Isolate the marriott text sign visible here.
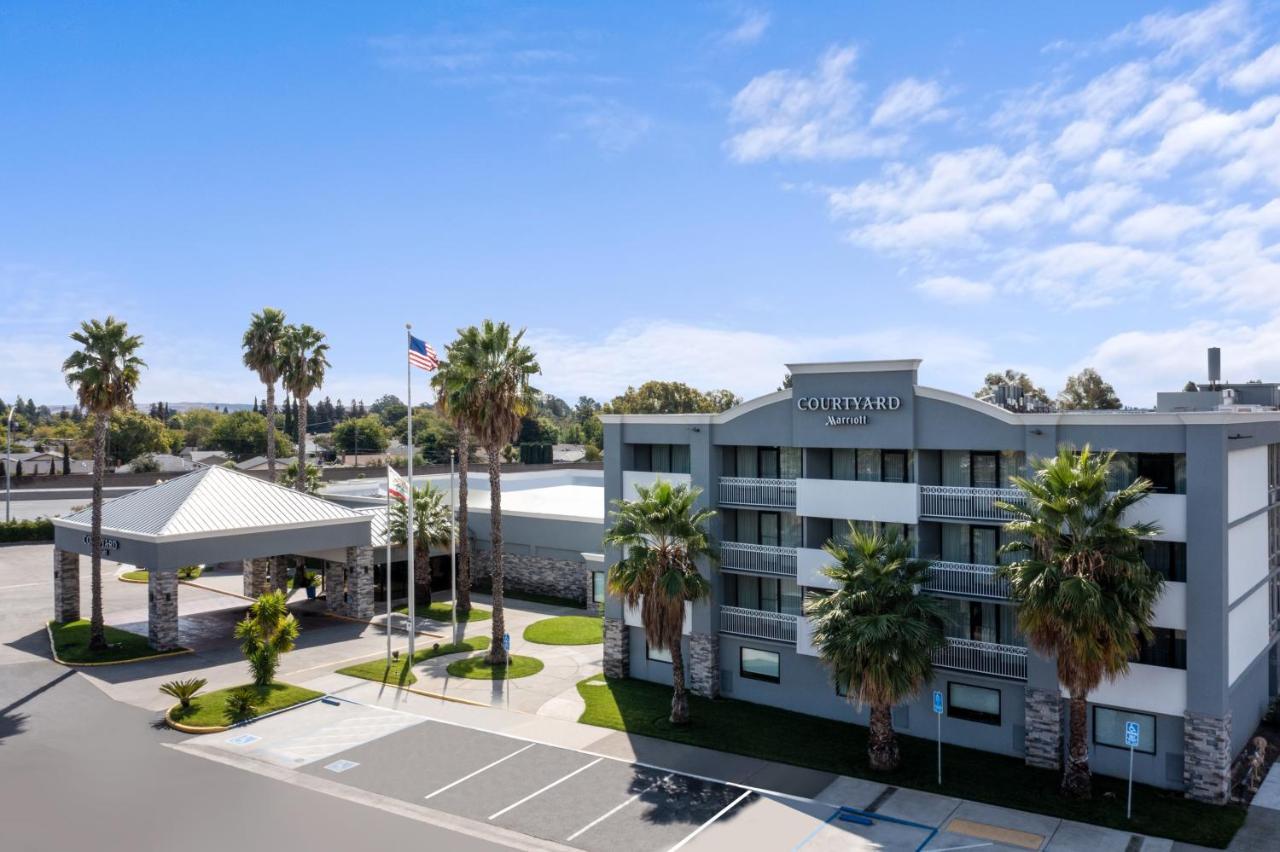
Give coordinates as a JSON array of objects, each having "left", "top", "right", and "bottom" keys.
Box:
[{"left": 796, "top": 394, "right": 903, "bottom": 427}]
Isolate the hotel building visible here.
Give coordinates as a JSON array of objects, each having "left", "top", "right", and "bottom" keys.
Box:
[{"left": 600, "top": 357, "right": 1280, "bottom": 804}]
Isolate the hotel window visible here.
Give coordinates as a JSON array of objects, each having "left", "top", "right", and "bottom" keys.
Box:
[
  {"left": 1139, "top": 541, "right": 1187, "bottom": 582},
  {"left": 1133, "top": 628, "right": 1187, "bottom": 669},
  {"left": 728, "top": 575, "right": 803, "bottom": 615},
  {"left": 1106, "top": 453, "right": 1186, "bottom": 494},
  {"left": 947, "top": 683, "right": 1001, "bottom": 726},
  {"left": 592, "top": 572, "right": 606, "bottom": 606},
  {"left": 740, "top": 647, "right": 780, "bottom": 683},
  {"left": 1093, "top": 707, "right": 1156, "bottom": 754},
  {"left": 940, "top": 599, "right": 1022, "bottom": 646},
  {"left": 833, "top": 449, "right": 912, "bottom": 483},
  {"left": 856, "top": 449, "right": 881, "bottom": 481},
  {"left": 942, "top": 451, "right": 1023, "bottom": 489},
  {"left": 631, "top": 444, "right": 691, "bottom": 474},
  {"left": 940, "top": 524, "right": 1002, "bottom": 565},
  {"left": 647, "top": 643, "right": 673, "bottom": 664}
]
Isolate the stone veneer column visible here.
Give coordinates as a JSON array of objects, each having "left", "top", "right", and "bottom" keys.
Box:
[
  {"left": 243, "top": 558, "right": 271, "bottom": 598},
  {"left": 603, "top": 616, "right": 629, "bottom": 679},
  {"left": 53, "top": 548, "right": 80, "bottom": 623},
  {"left": 1184, "top": 711, "right": 1232, "bottom": 804},
  {"left": 147, "top": 569, "right": 179, "bottom": 651},
  {"left": 1023, "top": 687, "right": 1063, "bottom": 770},
  {"left": 324, "top": 559, "right": 347, "bottom": 616},
  {"left": 270, "top": 556, "right": 291, "bottom": 595},
  {"left": 687, "top": 633, "right": 720, "bottom": 699},
  {"left": 345, "top": 546, "right": 375, "bottom": 620}
]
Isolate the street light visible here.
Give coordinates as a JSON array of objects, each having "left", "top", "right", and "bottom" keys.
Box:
[{"left": 5, "top": 406, "right": 14, "bottom": 523}]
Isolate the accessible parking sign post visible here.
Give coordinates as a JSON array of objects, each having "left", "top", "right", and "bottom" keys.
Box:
[
  {"left": 1125, "top": 720, "right": 1140, "bottom": 819},
  {"left": 933, "top": 690, "right": 944, "bottom": 786}
]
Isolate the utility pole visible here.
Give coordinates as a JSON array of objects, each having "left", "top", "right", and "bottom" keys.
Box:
[{"left": 4, "top": 407, "right": 14, "bottom": 523}]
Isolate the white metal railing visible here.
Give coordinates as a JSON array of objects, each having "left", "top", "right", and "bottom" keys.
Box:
[
  {"left": 720, "top": 605, "right": 797, "bottom": 643},
  {"left": 718, "top": 476, "right": 797, "bottom": 509},
  {"left": 720, "top": 542, "right": 797, "bottom": 577},
  {"left": 919, "top": 485, "right": 1025, "bottom": 522},
  {"left": 932, "top": 638, "right": 1027, "bottom": 680},
  {"left": 924, "top": 561, "right": 1010, "bottom": 599}
]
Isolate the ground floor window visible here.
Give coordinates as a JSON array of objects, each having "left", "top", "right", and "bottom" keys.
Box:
[
  {"left": 740, "top": 647, "right": 780, "bottom": 683},
  {"left": 646, "top": 643, "right": 672, "bottom": 664},
  {"left": 1093, "top": 706, "right": 1156, "bottom": 754},
  {"left": 591, "top": 571, "right": 606, "bottom": 606},
  {"left": 947, "top": 682, "right": 1001, "bottom": 725}
]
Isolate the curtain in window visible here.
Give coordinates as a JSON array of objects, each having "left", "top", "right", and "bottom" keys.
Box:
[
  {"left": 832, "top": 449, "right": 856, "bottom": 481},
  {"left": 941, "top": 524, "right": 967, "bottom": 562},
  {"left": 737, "top": 574, "right": 760, "bottom": 609},
  {"left": 781, "top": 512, "right": 803, "bottom": 548},
  {"left": 736, "top": 446, "right": 758, "bottom": 478},
  {"left": 652, "top": 444, "right": 671, "bottom": 473},
  {"left": 942, "top": 450, "right": 970, "bottom": 487},
  {"left": 971, "top": 527, "right": 999, "bottom": 566},
  {"left": 781, "top": 577, "right": 802, "bottom": 615},
  {"left": 781, "top": 447, "right": 803, "bottom": 479},
  {"left": 671, "top": 444, "right": 691, "bottom": 474},
  {"left": 737, "top": 510, "right": 759, "bottom": 545},
  {"left": 856, "top": 449, "right": 882, "bottom": 481}
]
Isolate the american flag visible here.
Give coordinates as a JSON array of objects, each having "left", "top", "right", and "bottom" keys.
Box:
[{"left": 408, "top": 334, "right": 438, "bottom": 371}]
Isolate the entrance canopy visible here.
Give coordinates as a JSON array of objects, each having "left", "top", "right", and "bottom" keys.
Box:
[{"left": 52, "top": 465, "right": 372, "bottom": 570}]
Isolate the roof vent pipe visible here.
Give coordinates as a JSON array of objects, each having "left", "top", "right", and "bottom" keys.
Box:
[{"left": 1208, "top": 347, "right": 1222, "bottom": 388}]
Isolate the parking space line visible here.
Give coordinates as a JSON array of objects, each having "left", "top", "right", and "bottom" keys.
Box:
[
  {"left": 565, "top": 772, "right": 674, "bottom": 842},
  {"left": 423, "top": 743, "right": 535, "bottom": 801},
  {"left": 667, "top": 789, "right": 752, "bottom": 852},
  {"left": 488, "top": 757, "right": 603, "bottom": 821}
]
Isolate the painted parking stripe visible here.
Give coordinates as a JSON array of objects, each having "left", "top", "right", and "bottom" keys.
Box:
[
  {"left": 422, "top": 743, "right": 535, "bottom": 801},
  {"left": 487, "top": 757, "right": 603, "bottom": 821},
  {"left": 566, "top": 772, "right": 674, "bottom": 842},
  {"left": 667, "top": 789, "right": 753, "bottom": 852},
  {"left": 324, "top": 759, "right": 359, "bottom": 773}
]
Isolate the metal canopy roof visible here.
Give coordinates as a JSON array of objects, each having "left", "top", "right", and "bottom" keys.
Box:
[{"left": 52, "top": 466, "right": 372, "bottom": 570}]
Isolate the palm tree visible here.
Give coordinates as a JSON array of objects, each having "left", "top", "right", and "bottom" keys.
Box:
[
  {"left": 233, "top": 590, "right": 300, "bottom": 686},
  {"left": 997, "top": 445, "right": 1164, "bottom": 799},
  {"left": 604, "top": 481, "right": 714, "bottom": 725},
  {"left": 388, "top": 483, "right": 456, "bottom": 606},
  {"left": 279, "top": 323, "right": 329, "bottom": 493},
  {"left": 449, "top": 321, "right": 540, "bottom": 664},
  {"left": 241, "top": 308, "right": 287, "bottom": 479},
  {"left": 432, "top": 352, "right": 476, "bottom": 616},
  {"left": 61, "top": 317, "right": 145, "bottom": 651},
  {"left": 277, "top": 459, "right": 322, "bottom": 495},
  {"left": 805, "top": 527, "right": 946, "bottom": 771}
]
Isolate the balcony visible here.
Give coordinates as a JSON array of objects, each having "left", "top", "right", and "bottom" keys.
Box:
[
  {"left": 719, "top": 476, "right": 797, "bottom": 509},
  {"left": 932, "top": 638, "right": 1027, "bottom": 680},
  {"left": 924, "top": 561, "right": 1009, "bottom": 600},
  {"left": 795, "top": 478, "right": 918, "bottom": 525},
  {"left": 720, "top": 542, "right": 797, "bottom": 578},
  {"left": 919, "top": 485, "right": 1025, "bottom": 522},
  {"left": 720, "top": 606, "right": 797, "bottom": 643}
]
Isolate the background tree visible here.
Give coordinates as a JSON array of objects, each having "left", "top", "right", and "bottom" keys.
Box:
[
  {"left": 241, "top": 307, "right": 288, "bottom": 478},
  {"left": 806, "top": 528, "right": 945, "bottom": 771},
  {"left": 233, "top": 590, "right": 300, "bottom": 686},
  {"left": 280, "top": 323, "right": 330, "bottom": 491},
  {"left": 779, "top": 372, "right": 793, "bottom": 390},
  {"left": 603, "top": 380, "right": 741, "bottom": 414},
  {"left": 332, "top": 414, "right": 389, "bottom": 459},
  {"left": 388, "top": 484, "right": 456, "bottom": 604},
  {"left": 974, "top": 369, "right": 1051, "bottom": 406},
  {"left": 448, "top": 320, "right": 540, "bottom": 663},
  {"left": 604, "top": 481, "right": 714, "bottom": 725},
  {"left": 62, "top": 316, "right": 145, "bottom": 651},
  {"left": 1058, "top": 368, "right": 1122, "bottom": 410},
  {"left": 172, "top": 407, "right": 222, "bottom": 449},
  {"left": 210, "top": 410, "right": 294, "bottom": 460},
  {"left": 997, "top": 446, "right": 1163, "bottom": 798},
  {"left": 90, "top": 409, "right": 167, "bottom": 465},
  {"left": 1182, "top": 380, "right": 1199, "bottom": 392}
]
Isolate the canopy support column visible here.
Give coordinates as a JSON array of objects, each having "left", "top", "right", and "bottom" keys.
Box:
[
  {"left": 324, "top": 560, "right": 347, "bottom": 616},
  {"left": 147, "top": 569, "right": 179, "bottom": 651},
  {"left": 346, "top": 546, "right": 375, "bottom": 620},
  {"left": 243, "top": 558, "right": 270, "bottom": 598}
]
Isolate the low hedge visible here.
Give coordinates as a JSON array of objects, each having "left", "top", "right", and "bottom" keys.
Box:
[{"left": 0, "top": 518, "right": 54, "bottom": 543}]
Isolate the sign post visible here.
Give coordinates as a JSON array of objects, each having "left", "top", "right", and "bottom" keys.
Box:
[
  {"left": 503, "top": 632, "right": 511, "bottom": 664},
  {"left": 1124, "top": 720, "right": 1140, "bottom": 819},
  {"left": 933, "top": 690, "right": 944, "bottom": 786}
]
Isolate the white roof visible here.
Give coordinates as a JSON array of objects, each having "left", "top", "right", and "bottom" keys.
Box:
[
  {"left": 353, "top": 506, "right": 391, "bottom": 548},
  {"left": 56, "top": 465, "right": 364, "bottom": 540}
]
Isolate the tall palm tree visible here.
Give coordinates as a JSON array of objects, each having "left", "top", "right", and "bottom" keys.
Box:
[
  {"left": 432, "top": 351, "right": 476, "bottom": 616},
  {"left": 604, "top": 481, "right": 714, "bottom": 725},
  {"left": 449, "top": 321, "right": 539, "bottom": 664},
  {"left": 279, "top": 323, "right": 329, "bottom": 493},
  {"left": 61, "top": 317, "right": 145, "bottom": 651},
  {"left": 277, "top": 459, "right": 322, "bottom": 495},
  {"left": 997, "top": 445, "right": 1164, "bottom": 799},
  {"left": 806, "top": 527, "right": 946, "bottom": 771},
  {"left": 241, "top": 308, "right": 287, "bottom": 479},
  {"left": 389, "top": 483, "right": 456, "bottom": 604}
]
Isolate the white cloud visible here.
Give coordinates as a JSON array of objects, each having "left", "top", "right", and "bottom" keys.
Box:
[
  {"left": 1053, "top": 120, "right": 1107, "bottom": 159},
  {"left": 1112, "top": 203, "right": 1210, "bottom": 243},
  {"left": 721, "top": 9, "right": 771, "bottom": 46},
  {"left": 871, "top": 78, "right": 947, "bottom": 127},
  {"left": 915, "top": 276, "right": 994, "bottom": 304},
  {"left": 1228, "top": 42, "right": 1280, "bottom": 91}
]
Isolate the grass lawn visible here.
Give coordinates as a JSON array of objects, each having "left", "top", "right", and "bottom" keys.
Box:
[
  {"left": 576, "top": 676, "right": 1246, "bottom": 848},
  {"left": 395, "top": 602, "right": 490, "bottom": 623},
  {"left": 169, "top": 682, "right": 322, "bottom": 728},
  {"left": 336, "top": 636, "right": 491, "bottom": 687},
  {"left": 447, "top": 654, "right": 544, "bottom": 680},
  {"left": 523, "top": 615, "right": 603, "bottom": 645},
  {"left": 119, "top": 567, "right": 202, "bottom": 582},
  {"left": 49, "top": 619, "right": 185, "bottom": 663}
]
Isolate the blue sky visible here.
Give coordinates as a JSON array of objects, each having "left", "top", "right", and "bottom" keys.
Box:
[{"left": 4, "top": 1, "right": 1280, "bottom": 408}]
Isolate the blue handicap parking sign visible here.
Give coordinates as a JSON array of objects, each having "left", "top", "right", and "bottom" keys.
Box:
[
  {"left": 933, "top": 690, "right": 944, "bottom": 714},
  {"left": 1124, "top": 721, "right": 1140, "bottom": 747},
  {"left": 502, "top": 632, "right": 511, "bottom": 651}
]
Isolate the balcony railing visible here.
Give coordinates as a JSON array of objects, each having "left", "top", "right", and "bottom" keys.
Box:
[
  {"left": 919, "top": 485, "right": 1025, "bottom": 522},
  {"left": 924, "top": 561, "right": 1010, "bottom": 600},
  {"left": 721, "top": 542, "right": 797, "bottom": 577},
  {"left": 720, "top": 606, "right": 797, "bottom": 643},
  {"left": 719, "top": 476, "right": 797, "bottom": 509},
  {"left": 932, "top": 638, "right": 1027, "bottom": 680}
]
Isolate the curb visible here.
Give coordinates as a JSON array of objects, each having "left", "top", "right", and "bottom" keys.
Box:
[
  {"left": 164, "top": 704, "right": 230, "bottom": 734},
  {"left": 46, "top": 621, "right": 192, "bottom": 667},
  {"left": 118, "top": 574, "right": 148, "bottom": 584}
]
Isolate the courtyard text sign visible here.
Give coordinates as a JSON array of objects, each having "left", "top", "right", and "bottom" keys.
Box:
[{"left": 796, "top": 395, "right": 902, "bottom": 427}]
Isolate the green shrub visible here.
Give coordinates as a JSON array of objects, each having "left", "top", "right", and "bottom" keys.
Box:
[
  {"left": 176, "top": 565, "right": 202, "bottom": 580},
  {"left": 0, "top": 519, "right": 54, "bottom": 543},
  {"left": 224, "top": 688, "right": 258, "bottom": 722},
  {"left": 159, "top": 677, "right": 208, "bottom": 709}
]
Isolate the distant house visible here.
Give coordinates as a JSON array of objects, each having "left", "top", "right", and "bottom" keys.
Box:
[
  {"left": 237, "top": 455, "right": 298, "bottom": 472},
  {"left": 180, "top": 449, "right": 230, "bottom": 467},
  {"left": 552, "top": 444, "right": 587, "bottom": 464},
  {"left": 1, "top": 452, "right": 60, "bottom": 476},
  {"left": 114, "top": 454, "right": 193, "bottom": 474}
]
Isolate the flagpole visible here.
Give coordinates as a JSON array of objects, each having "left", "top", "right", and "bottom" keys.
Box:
[
  {"left": 405, "top": 323, "right": 415, "bottom": 660},
  {"left": 385, "top": 472, "right": 392, "bottom": 667},
  {"left": 450, "top": 448, "right": 457, "bottom": 636}
]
